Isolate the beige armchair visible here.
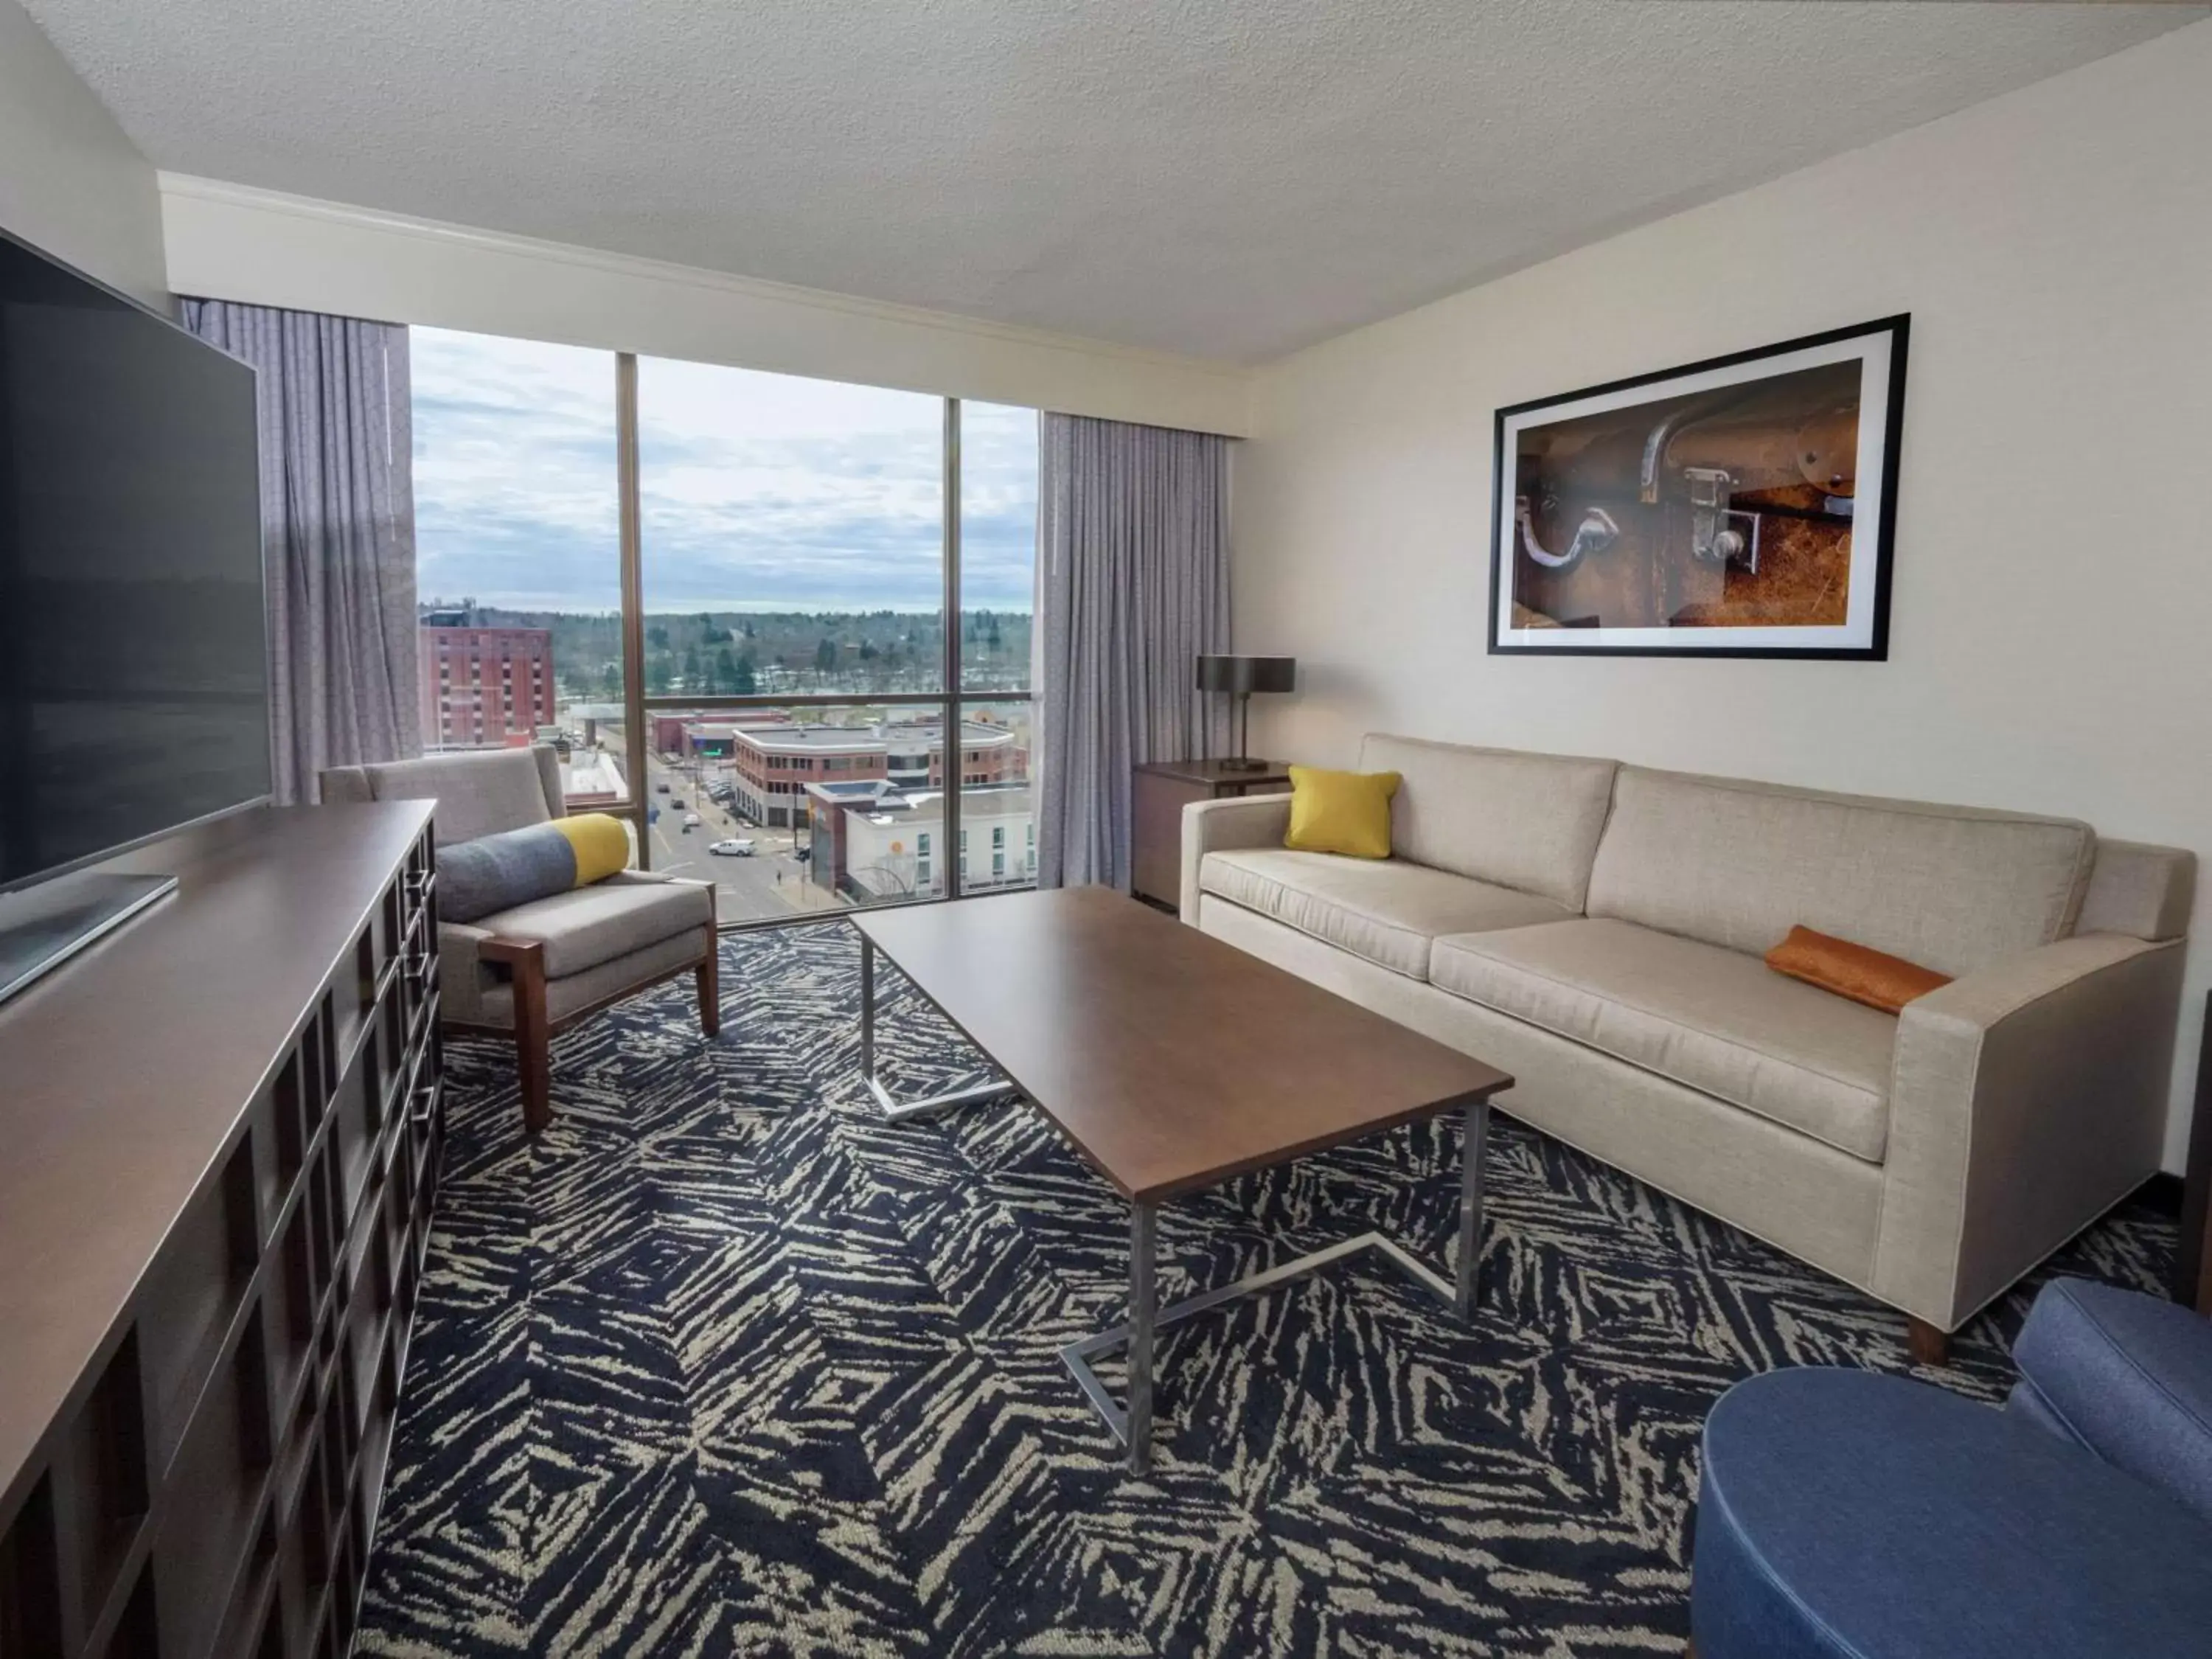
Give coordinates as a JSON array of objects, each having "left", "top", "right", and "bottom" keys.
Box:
[{"left": 319, "top": 746, "right": 718, "bottom": 1132}]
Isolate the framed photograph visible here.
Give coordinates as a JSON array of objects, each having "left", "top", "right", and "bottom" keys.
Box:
[{"left": 1489, "top": 315, "right": 1908, "bottom": 658}]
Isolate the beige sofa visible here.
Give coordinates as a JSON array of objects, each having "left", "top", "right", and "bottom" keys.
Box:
[{"left": 1181, "top": 734, "right": 2194, "bottom": 1354}]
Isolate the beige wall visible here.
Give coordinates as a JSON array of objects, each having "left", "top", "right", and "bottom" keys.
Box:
[
  {"left": 1235, "top": 21, "right": 2212, "bottom": 1167},
  {"left": 159, "top": 175, "right": 1253, "bottom": 436},
  {"left": 0, "top": 0, "right": 165, "bottom": 308}
]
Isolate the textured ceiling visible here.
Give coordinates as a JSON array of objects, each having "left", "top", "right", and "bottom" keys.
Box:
[{"left": 22, "top": 0, "right": 2205, "bottom": 361}]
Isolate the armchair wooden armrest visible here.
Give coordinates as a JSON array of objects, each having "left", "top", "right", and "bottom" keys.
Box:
[{"left": 466, "top": 880, "right": 720, "bottom": 1134}]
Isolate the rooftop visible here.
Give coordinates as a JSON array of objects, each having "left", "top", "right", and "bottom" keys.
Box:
[
  {"left": 689, "top": 717, "right": 1020, "bottom": 756},
  {"left": 560, "top": 751, "right": 626, "bottom": 804},
  {"left": 808, "top": 782, "right": 1033, "bottom": 824}
]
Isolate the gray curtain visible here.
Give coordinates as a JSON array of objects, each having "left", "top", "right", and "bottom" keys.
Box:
[
  {"left": 1034, "top": 413, "right": 1231, "bottom": 888},
  {"left": 181, "top": 300, "right": 419, "bottom": 804}
]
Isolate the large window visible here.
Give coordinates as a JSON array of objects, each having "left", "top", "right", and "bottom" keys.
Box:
[
  {"left": 960, "top": 402, "right": 1039, "bottom": 694},
  {"left": 411, "top": 328, "right": 627, "bottom": 806},
  {"left": 957, "top": 403, "right": 1039, "bottom": 894},
  {"left": 411, "top": 329, "right": 1038, "bottom": 922}
]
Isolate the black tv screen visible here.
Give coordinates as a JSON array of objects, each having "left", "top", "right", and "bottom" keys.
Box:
[{"left": 0, "top": 229, "right": 269, "bottom": 894}]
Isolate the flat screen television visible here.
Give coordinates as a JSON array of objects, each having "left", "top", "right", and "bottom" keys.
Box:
[{"left": 0, "top": 225, "right": 268, "bottom": 999}]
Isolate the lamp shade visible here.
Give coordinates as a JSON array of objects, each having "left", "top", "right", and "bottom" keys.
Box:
[{"left": 1194, "top": 654, "right": 1296, "bottom": 695}]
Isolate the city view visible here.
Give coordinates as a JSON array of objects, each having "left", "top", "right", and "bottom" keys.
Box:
[{"left": 411, "top": 327, "right": 1038, "bottom": 921}]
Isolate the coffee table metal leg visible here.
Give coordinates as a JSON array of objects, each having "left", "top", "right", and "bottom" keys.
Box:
[
  {"left": 1127, "top": 1203, "right": 1158, "bottom": 1472},
  {"left": 856, "top": 932, "right": 1019, "bottom": 1122},
  {"left": 1455, "top": 1094, "right": 1489, "bottom": 1320},
  {"left": 1059, "top": 1089, "right": 1498, "bottom": 1469},
  {"left": 860, "top": 933, "right": 875, "bottom": 1079}
]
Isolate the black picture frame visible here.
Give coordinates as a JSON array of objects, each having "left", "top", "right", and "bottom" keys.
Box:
[{"left": 1487, "top": 314, "right": 1909, "bottom": 659}]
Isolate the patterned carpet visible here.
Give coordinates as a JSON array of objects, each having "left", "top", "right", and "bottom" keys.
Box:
[{"left": 356, "top": 919, "right": 2173, "bottom": 1658}]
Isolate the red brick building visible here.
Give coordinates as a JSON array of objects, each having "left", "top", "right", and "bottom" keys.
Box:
[
  {"left": 420, "top": 624, "right": 557, "bottom": 750},
  {"left": 663, "top": 714, "right": 1022, "bottom": 827}
]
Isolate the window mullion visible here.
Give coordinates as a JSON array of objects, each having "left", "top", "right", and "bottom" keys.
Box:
[
  {"left": 616, "top": 352, "right": 648, "bottom": 869},
  {"left": 942, "top": 396, "right": 962, "bottom": 902}
]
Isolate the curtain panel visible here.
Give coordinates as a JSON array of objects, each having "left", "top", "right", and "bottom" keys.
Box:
[
  {"left": 181, "top": 300, "right": 420, "bottom": 804},
  {"left": 1035, "top": 413, "right": 1231, "bottom": 889}
]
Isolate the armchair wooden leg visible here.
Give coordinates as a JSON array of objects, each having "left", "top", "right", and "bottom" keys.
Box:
[
  {"left": 1907, "top": 1316, "right": 1951, "bottom": 1367},
  {"left": 483, "top": 938, "right": 552, "bottom": 1134},
  {"left": 696, "top": 955, "right": 720, "bottom": 1038},
  {"left": 696, "top": 896, "right": 720, "bottom": 1040}
]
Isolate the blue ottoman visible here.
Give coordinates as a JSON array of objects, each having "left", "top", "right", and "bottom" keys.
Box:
[
  {"left": 2008, "top": 1277, "right": 2212, "bottom": 1524},
  {"left": 1692, "top": 1368, "right": 2212, "bottom": 1658}
]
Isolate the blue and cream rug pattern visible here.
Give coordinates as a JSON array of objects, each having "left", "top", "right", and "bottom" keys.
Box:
[{"left": 355, "top": 919, "right": 2173, "bottom": 1658}]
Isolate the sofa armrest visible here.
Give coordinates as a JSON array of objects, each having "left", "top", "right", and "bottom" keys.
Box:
[
  {"left": 1179, "top": 793, "right": 1293, "bottom": 924},
  {"left": 1874, "top": 933, "right": 2185, "bottom": 1329}
]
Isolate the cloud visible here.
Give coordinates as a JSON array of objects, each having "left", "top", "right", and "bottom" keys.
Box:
[{"left": 412, "top": 330, "right": 1038, "bottom": 613}]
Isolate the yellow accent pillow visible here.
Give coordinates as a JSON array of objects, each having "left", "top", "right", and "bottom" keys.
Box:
[
  {"left": 549, "top": 813, "right": 630, "bottom": 887},
  {"left": 1283, "top": 766, "right": 1400, "bottom": 860}
]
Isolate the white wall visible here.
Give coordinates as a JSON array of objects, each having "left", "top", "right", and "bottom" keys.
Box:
[
  {"left": 1235, "top": 21, "right": 2212, "bottom": 1168},
  {"left": 159, "top": 175, "right": 1251, "bottom": 436},
  {"left": 0, "top": 0, "right": 166, "bottom": 307}
]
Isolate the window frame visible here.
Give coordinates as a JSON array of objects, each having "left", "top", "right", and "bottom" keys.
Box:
[{"left": 615, "top": 381, "right": 1033, "bottom": 928}]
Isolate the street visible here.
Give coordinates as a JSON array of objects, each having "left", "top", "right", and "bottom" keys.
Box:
[{"left": 629, "top": 742, "right": 846, "bottom": 922}]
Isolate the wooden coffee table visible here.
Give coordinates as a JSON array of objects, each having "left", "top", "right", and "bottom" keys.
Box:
[{"left": 853, "top": 887, "right": 1512, "bottom": 1472}]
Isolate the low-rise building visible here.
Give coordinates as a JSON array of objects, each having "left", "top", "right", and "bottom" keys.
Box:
[
  {"left": 669, "top": 713, "right": 1023, "bottom": 827},
  {"left": 804, "top": 782, "right": 1036, "bottom": 901}
]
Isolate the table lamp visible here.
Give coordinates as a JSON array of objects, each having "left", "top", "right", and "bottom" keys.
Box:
[{"left": 1195, "top": 654, "right": 1295, "bottom": 771}]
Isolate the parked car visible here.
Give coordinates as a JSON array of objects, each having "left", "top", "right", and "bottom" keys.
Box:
[
  {"left": 792, "top": 845, "right": 811, "bottom": 863},
  {"left": 709, "top": 838, "right": 757, "bottom": 858}
]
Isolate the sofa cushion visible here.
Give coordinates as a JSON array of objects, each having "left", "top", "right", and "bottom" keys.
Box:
[
  {"left": 1355, "top": 734, "right": 1618, "bottom": 911},
  {"left": 1199, "top": 848, "right": 1574, "bottom": 981},
  {"left": 1585, "top": 767, "right": 2095, "bottom": 980},
  {"left": 1431, "top": 918, "right": 1897, "bottom": 1161},
  {"left": 473, "top": 874, "right": 712, "bottom": 979}
]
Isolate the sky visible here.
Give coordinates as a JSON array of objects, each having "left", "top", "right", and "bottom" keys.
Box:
[{"left": 410, "top": 327, "right": 1039, "bottom": 613}]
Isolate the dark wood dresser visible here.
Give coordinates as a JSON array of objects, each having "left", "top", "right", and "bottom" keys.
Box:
[
  {"left": 1130, "top": 759, "right": 1292, "bottom": 912},
  {"left": 0, "top": 804, "right": 443, "bottom": 1659}
]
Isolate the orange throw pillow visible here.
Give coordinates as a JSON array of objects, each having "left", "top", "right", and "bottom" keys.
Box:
[{"left": 1765, "top": 925, "right": 1952, "bottom": 1015}]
